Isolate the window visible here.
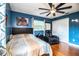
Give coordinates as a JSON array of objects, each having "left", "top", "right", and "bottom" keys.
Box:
[
  {"left": 33, "top": 20, "right": 45, "bottom": 31},
  {"left": 45, "top": 23, "right": 51, "bottom": 30}
]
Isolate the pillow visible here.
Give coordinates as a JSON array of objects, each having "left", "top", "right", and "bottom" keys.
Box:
[{"left": 11, "top": 34, "right": 25, "bottom": 39}]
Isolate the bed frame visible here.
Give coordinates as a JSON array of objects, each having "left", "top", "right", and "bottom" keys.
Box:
[
  {"left": 12, "top": 28, "right": 33, "bottom": 35},
  {"left": 12, "top": 28, "right": 49, "bottom": 56}
]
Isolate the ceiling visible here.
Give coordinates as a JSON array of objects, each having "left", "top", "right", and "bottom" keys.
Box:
[{"left": 10, "top": 3, "right": 79, "bottom": 19}]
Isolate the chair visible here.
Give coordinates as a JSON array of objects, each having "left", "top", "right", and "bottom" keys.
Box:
[{"left": 49, "top": 35, "right": 59, "bottom": 45}]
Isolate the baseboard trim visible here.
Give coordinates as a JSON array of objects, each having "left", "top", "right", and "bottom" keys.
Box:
[
  {"left": 68, "top": 43, "right": 79, "bottom": 48},
  {"left": 60, "top": 41, "right": 79, "bottom": 48}
]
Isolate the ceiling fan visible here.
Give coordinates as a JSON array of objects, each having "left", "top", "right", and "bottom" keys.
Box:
[{"left": 39, "top": 3, "right": 72, "bottom": 16}]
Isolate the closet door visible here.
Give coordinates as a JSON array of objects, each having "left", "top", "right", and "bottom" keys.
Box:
[{"left": 52, "top": 18, "right": 69, "bottom": 43}]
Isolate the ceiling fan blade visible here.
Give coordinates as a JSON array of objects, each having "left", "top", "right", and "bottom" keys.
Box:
[
  {"left": 48, "top": 3, "right": 52, "bottom": 8},
  {"left": 57, "top": 6, "right": 72, "bottom": 10},
  {"left": 39, "top": 8, "right": 50, "bottom": 10},
  {"left": 40, "top": 12, "right": 49, "bottom": 14},
  {"left": 56, "top": 10, "right": 65, "bottom": 14},
  {"left": 53, "top": 13, "right": 56, "bottom": 16},
  {"left": 46, "top": 12, "right": 51, "bottom": 16},
  {"left": 56, "top": 3, "right": 65, "bottom": 9}
]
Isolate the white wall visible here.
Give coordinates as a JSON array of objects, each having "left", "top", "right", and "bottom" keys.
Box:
[{"left": 52, "top": 18, "right": 69, "bottom": 43}]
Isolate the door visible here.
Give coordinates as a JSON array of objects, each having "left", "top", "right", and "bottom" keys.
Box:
[{"left": 52, "top": 18, "right": 69, "bottom": 43}]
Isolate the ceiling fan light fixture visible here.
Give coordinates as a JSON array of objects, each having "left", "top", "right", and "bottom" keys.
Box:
[
  {"left": 50, "top": 9, "right": 56, "bottom": 14},
  {"left": 39, "top": 3, "right": 72, "bottom": 16}
]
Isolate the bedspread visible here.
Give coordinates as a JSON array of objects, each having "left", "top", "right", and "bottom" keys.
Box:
[{"left": 6, "top": 34, "right": 52, "bottom": 56}]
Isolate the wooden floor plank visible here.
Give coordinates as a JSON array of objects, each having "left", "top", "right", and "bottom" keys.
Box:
[{"left": 51, "top": 42, "right": 79, "bottom": 56}]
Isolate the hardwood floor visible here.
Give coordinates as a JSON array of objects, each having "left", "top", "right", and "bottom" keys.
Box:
[{"left": 51, "top": 42, "right": 79, "bottom": 56}]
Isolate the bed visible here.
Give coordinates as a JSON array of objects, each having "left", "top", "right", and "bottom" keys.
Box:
[{"left": 6, "top": 28, "right": 52, "bottom": 56}]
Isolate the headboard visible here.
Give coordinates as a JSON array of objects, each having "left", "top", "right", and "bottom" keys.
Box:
[{"left": 12, "top": 28, "right": 33, "bottom": 35}]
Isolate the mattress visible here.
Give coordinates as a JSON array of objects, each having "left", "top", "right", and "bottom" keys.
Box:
[{"left": 6, "top": 34, "right": 52, "bottom": 56}]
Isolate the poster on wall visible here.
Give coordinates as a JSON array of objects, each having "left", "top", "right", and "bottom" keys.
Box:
[{"left": 16, "top": 17, "right": 29, "bottom": 26}]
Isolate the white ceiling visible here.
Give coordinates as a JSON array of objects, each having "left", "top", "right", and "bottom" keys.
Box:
[{"left": 10, "top": 3, "right": 79, "bottom": 19}]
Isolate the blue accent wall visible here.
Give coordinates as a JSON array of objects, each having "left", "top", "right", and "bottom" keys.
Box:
[
  {"left": 11, "top": 11, "right": 51, "bottom": 35},
  {"left": 69, "top": 12, "right": 79, "bottom": 45},
  {"left": 11, "top": 11, "right": 32, "bottom": 28},
  {"left": 6, "top": 4, "right": 12, "bottom": 43},
  {"left": 51, "top": 11, "right": 79, "bottom": 45}
]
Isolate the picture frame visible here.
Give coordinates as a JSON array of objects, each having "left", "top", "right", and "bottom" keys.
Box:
[{"left": 16, "top": 17, "right": 29, "bottom": 26}]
